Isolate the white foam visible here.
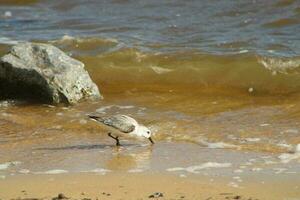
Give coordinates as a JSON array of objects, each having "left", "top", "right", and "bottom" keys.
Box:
[
  {"left": 179, "top": 174, "right": 186, "bottom": 178},
  {"left": 264, "top": 160, "right": 276, "bottom": 165},
  {"left": 278, "top": 144, "right": 300, "bottom": 164},
  {"left": 200, "top": 140, "right": 238, "bottom": 149},
  {"left": 260, "top": 123, "right": 270, "bottom": 127},
  {"left": 61, "top": 35, "right": 75, "bottom": 41},
  {"left": 251, "top": 168, "right": 262, "bottom": 172},
  {"left": 4, "top": 11, "right": 12, "bottom": 18},
  {"left": 167, "top": 167, "right": 185, "bottom": 172},
  {"left": 233, "top": 169, "right": 243, "bottom": 173},
  {"left": 248, "top": 158, "right": 257, "bottom": 162},
  {"left": 277, "top": 143, "right": 293, "bottom": 150},
  {"left": 278, "top": 152, "right": 300, "bottom": 164},
  {"left": 228, "top": 182, "right": 239, "bottom": 188},
  {"left": 245, "top": 138, "right": 261, "bottom": 142},
  {"left": 167, "top": 162, "right": 232, "bottom": 174},
  {"left": 35, "top": 169, "right": 68, "bottom": 174},
  {"left": 0, "top": 100, "right": 15, "bottom": 107},
  {"left": 0, "top": 37, "right": 19, "bottom": 45},
  {"left": 128, "top": 168, "right": 144, "bottom": 173},
  {"left": 151, "top": 66, "right": 173, "bottom": 74},
  {"left": 50, "top": 125, "right": 62, "bottom": 130},
  {"left": 273, "top": 168, "right": 287, "bottom": 174},
  {"left": 96, "top": 105, "right": 135, "bottom": 113},
  {"left": 96, "top": 105, "right": 116, "bottom": 113},
  {"left": 0, "top": 161, "right": 21, "bottom": 170},
  {"left": 282, "top": 129, "right": 299, "bottom": 134},
  {"left": 82, "top": 168, "right": 110, "bottom": 175},
  {"left": 57, "top": 35, "right": 118, "bottom": 44},
  {"left": 19, "top": 169, "right": 30, "bottom": 174},
  {"left": 259, "top": 56, "right": 300, "bottom": 74},
  {"left": 238, "top": 49, "right": 249, "bottom": 54}
]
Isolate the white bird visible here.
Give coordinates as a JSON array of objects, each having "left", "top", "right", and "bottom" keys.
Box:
[{"left": 88, "top": 114, "right": 154, "bottom": 146}]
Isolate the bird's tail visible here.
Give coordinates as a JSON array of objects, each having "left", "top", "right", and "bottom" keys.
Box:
[{"left": 88, "top": 114, "right": 104, "bottom": 122}]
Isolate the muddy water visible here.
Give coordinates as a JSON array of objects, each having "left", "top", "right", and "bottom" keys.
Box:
[{"left": 0, "top": 0, "right": 300, "bottom": 179}]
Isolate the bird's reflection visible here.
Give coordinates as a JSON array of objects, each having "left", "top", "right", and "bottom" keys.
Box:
[{"left": 105, "top": 145, "right": 153, "bottom": 172}]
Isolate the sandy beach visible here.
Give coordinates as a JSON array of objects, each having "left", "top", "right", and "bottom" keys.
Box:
[{"left": 1, "top": 172, "right": 300, "bottom": 200}]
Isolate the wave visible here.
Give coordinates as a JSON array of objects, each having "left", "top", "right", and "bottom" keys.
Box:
[{"left": 53, "top": 36, "right": 300, "bottom": 96}]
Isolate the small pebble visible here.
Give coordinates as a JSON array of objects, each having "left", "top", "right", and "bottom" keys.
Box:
[
  {"left": 102, "top": 192, "right": 111, "bottom": 196},
  {"left": 148, "top": 192, "right": 163, "bottom": 198}
]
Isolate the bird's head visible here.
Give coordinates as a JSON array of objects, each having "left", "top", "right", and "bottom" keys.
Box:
[{"left": 138, "top": 125, "right": 154, "bottom": 144}]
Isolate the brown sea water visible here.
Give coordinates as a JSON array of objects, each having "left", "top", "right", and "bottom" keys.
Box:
[{"left": 0, "top": 0, "right": 300, "bottom": 179}]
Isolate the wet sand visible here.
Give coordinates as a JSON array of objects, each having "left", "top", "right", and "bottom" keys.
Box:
[{"left": 1, "top": 173, "right": 300, "bottom": 200}]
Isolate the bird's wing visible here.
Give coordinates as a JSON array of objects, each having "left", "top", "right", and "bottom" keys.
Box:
[
  {"left": 104, "top": 115, "right": 137, "bottom": 133},
  {"left": 89, "top": 114, "right": 136, "bottom": 133}
]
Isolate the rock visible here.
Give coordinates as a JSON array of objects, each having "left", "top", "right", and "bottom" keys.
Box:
[
  {"left": 101, "top": 192, "right": 111, "bottom": 196},
  {"left": 233, "top": 196, "right": 242, "bottom": 200},
  {"left": 57, "top": 193, "right": 67, "bottom": 199},
  {"left": 0, "top": 42, "right": 101, "bottom": 104},
  {"left": 52, "top": 193, "right": 68, "bottom": 200},
  {"left": 148, "top": 192, "right": 163, "bottom": 198}
]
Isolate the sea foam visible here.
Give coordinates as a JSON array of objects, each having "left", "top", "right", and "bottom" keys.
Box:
[
  {"left": 0, "top": 161, "right": 21, "bottom": 170},
  {"left": 35, "top": 169, "right": 68, "bottom": 174},
  {"left": 167, "top": 162, "right": 232, "bottom": 174},
  {"left": 278, "top": 144, "right": 300, "bottom": 163}
]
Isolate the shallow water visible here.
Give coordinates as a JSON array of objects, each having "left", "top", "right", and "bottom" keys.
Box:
[{"left": 0, "top": 0, "right": 300, "bottom": 178}]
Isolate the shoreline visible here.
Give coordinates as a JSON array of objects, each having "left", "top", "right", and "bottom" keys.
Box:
[{"left": 1, "top": 172, "right": 299, "bottom": 200}]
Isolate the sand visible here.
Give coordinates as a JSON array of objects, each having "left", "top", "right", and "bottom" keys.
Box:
[{"left": 0, "top": 173, "right": 299, "bottom": 200}]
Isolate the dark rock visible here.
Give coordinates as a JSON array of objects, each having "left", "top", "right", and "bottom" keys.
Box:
[
  {"left": 101, "top": 192, "right": 111, "bottom": 196},
  {"left": 58, "top": 193, "right": 67, "bottom": 199},
  {"left": 52, "top": 193, "right": 68, "bottom": 200},
  {"left": 148, "top": 192, "right": 163, "bottom": 198},
  {"left": 233, "top": 195, "right": 241, "bottom": 199},
  {"left": 0, "top": 42, "right": 101, "bottom": 104}
]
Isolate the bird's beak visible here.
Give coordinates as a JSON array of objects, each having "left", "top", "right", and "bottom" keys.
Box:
[{"left": 148, "top": 137, "right": 154, "bottom": 144}]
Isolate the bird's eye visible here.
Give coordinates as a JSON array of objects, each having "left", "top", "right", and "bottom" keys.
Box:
[{"left": 147, "top": 131, "right": 150, "bottom": 134}]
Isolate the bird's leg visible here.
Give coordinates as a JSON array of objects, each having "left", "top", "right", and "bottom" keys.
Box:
[
  {"left": 116, "top": 137, "right": 120, "bottom": 146},
  {"left": 108, "top": 132, "right": 120, "bottom": 146}
]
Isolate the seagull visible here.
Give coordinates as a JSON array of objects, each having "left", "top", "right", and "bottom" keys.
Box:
[{"left": 88, "top": 114, "right": 154, "bottom": 146}]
